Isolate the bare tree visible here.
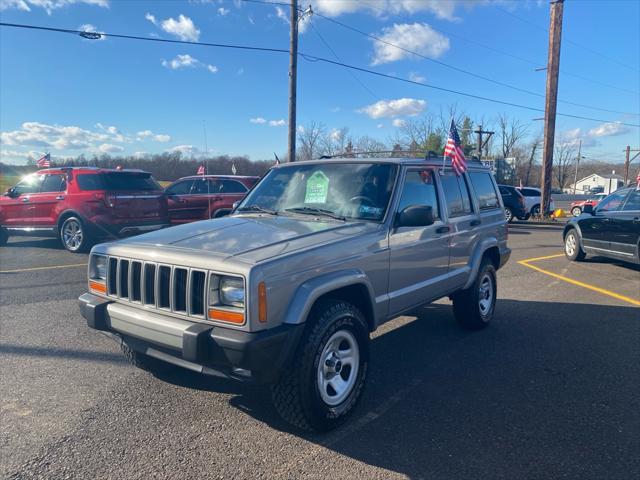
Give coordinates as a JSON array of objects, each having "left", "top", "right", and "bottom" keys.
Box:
[
  {"left": 554, "top": 141, "right": 576, "bottom": 190},
  {"left": 297, "top": 121, "right": 326, "bottom": 161},
  {"left": 498, "top": 114, "right": 529, "bottom": 159},
  {"left": 354, "top": 135, "right": 387, "bottom": 156},
  {"left": 321, "top": 127, "right": 351, "bottom": 157},
  {"left": 524, "top": 133, "right": 542, "bottom": 186}
]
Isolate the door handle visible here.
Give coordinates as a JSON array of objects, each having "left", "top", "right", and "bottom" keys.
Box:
[
  {"left": 56, "top": 195, "right": 65, "bottom": 200},
  {"left": 470, "top": 219, "right": 481, "bottom": 226},
  {"left": 436, "top": 226, "right": 450, "bottom": 234},
  {"left": 633, "top": 218, "right": 640, "bottom": 224},
  {"left": 21, "top": 197, "right": 29, "bottom": 203},
  {"left": 602, "top": 217, "right": 611, "bottom": 222}
]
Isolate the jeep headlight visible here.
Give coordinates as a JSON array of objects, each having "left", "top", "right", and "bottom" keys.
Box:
[
  {"left": 90, "top": 255, "right": 108, "bottom": 281},
  {"left": 218, "top": 276, "right": 245, "bottom": 308}
]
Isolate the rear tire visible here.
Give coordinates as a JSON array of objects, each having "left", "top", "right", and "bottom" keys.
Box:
[
  {"left": 531, "top": 204, "right": 541, "bottom": 216},
  {"left": 59, "top": 216, "right": 91, "bottom": 253},
  {"left": 504, "top": 207, "right": 515, "bottom": 223},
  {"left": 0, "top": 228, "right": 8, "bottom": 246},
  {"left": 571, "top": 207, "right": 582, "bottom": 217},
  {"left": 271, "top": 299, "right": 369, "bottom": 432},
  {"left": 452, "top": 259, "right": 497, "bottom": 330},
  {"left": 564, "top": 229, "right": 586, "bottom": 261}
]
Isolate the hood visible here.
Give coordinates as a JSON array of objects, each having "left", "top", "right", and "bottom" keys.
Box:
[{"left": 115, "top": 214, "right": 377, "bottom": 263}]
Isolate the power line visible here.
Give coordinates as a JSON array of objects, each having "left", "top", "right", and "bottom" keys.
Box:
[
  {"left": 1, "top": 21, "right": 639, "bottom": 128},
  {"left": 495, "top": 5, "right": 640, "bottom": 74}
]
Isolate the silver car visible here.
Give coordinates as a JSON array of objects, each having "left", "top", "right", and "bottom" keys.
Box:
[{"left": 79, "top": 157, "right": 510, "bottom": 431}]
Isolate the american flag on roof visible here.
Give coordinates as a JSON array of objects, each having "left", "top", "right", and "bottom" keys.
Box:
[
  {"left": 443, "top": 120, "right": 467, "bottom": 176},
  {"left": 197, "top": 164, "right": 205, "bottom": 175},
  {"left": 36, "top": 153, "right": 50, "bottom": 168},
  {"left": 636, "top": 171, "right": 640, "bottom": 190}
]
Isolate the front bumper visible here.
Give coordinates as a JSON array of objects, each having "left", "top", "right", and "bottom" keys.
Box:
[{"left": 79, "top": 293, "right": 303, "bottom": 383}]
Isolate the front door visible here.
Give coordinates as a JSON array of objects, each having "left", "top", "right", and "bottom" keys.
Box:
[
  {"left": 389, "top": 168, "right": 450, "bottom": 314},
  {"left": 166, "top": 179, "right": 195, "bottom": 224},
  {"left": 28, "top": 173, "right": 67, "bottom": 226},
  {"left": 0, "top": 174, "right": 44, "bottom": 228}
]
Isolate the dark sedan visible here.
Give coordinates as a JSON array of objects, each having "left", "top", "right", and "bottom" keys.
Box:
[{"left": 563, "top": 187, "right": 640, "bottom": 264}]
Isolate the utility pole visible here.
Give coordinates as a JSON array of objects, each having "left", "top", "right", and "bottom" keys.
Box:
[
  {"left": 572, "top": 139, "right": 581, "bottom": 194},
  {"left": 540, "top": 0, "right": 564, "bottom": 216},
  {"left": 474, "top": 124, "right": 494, "bottom": 171},
  {"left": 287, "top": 0, "right": 299, "bottom": 162},
  {"left": 623, "top": 146, "right": 640, "bottom": 185}
]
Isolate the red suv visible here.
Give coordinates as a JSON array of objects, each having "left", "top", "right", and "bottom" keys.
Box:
[
  {"left": 165, "top": 175, "right": 259, "bottom": 224},
  {"left": 0, "top": 167, "right": 169, "bottom": 252}
]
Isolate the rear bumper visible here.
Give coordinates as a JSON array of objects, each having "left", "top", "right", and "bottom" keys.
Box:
[{"left": 78, "top": 293, "right": 303, "bottom": 383}]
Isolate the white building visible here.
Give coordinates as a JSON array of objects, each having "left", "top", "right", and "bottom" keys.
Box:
[{"left": 570, "top": 173, "right": 624, "bottom": 194}]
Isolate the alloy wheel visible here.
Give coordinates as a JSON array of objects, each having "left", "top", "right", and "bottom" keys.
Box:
[{"left": 317, "top": 329, "right": 360, "bottom": 406}]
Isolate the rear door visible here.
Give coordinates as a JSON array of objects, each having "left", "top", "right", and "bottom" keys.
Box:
[
  {"left": 388, "top": 168, "right": 450, "bottom": 314},
  {"left": 28, "top": 173, "right": 67, "bottom": 226},
  {"left": 215, "top": 178, "right": 250, "bottom": 216},
  {"left": 189, "top": 177, "right": 221, "bottom": 220},
  {"left": 610, "top": 189, "right": 640, "bottom": 258},
  {"left": 580, "top": 189, "right": 628, "bottom": 251},
  {"left": 438, "top": 170, "right": 478, "bottom": 277}
]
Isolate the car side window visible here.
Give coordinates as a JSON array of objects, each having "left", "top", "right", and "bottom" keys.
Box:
[
  {"left": 498, "top": 186, "right": 511, "bottom": 196},
  {"left": 166, "top": 180, "right": 193, "bottom": 195},
  {"left": 621, "top": 190, "right": 640, "bottom": 211},
  {"left": 596, "top": 190, "right": 628, "bottom": 212},
  {"left": 397, "top": 170, "right": 440, "bottom": 219},
  {"left": 469, "top": 172, "right": 500, "bottom": 210},
  {"left": 440, "top": 172, "right": 473, "bottom": 217},
  {"left": 12, "top": 175, "right": 43, "bottom": 195},
  {"left": 521, "top": 188, "right": 538, "bottom": 197},
  {"left": 219, "top": 179, "right": 248, "bottom": 194},
  {"left": 40, "top": 174, "right": 66, "bottom": 193}
]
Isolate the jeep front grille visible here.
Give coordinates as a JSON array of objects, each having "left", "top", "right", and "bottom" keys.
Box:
[{"left": 106, "top": 256, "right": 206, "bottom": 318}]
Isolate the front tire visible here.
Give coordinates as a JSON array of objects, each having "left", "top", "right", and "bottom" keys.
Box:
[
  {"left": 564, "top": 229, "right": 586, "bottom": 261},
  {"left": 59, "top": 216, "right": 90, "bottom": 252},
  {"left": 452, "top": 259, "right": 497, "bottom": 330},
  {"left": 271, "top": 299, "right": 369, "bottom": 432}
]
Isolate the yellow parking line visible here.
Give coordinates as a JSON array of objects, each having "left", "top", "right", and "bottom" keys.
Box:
[
  {"left": 519, "top": 253, "right": 566, "bottom": 263},
  {"left": 0, "top": 263, "right": 87, "bottom": 274},
  {"left": 518, "top": 255, "right": 640, "bottom": 307}
]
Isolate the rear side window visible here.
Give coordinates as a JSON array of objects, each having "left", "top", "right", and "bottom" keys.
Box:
[
  {"left": 521, "top": 188, "right": 540, "bottom": 197},
  {"left": 219, "top": 179, "right": 248, "bottom": 194},
  {"left": 397, "top": 170, "right": 440, "bottom": 219},
  {"left": 191, "top": 178, "right": 216, "bottom": 194},
  {"left": 469, "top": 172, "right": 500, "bottom": 210},
  {"left": 101, "top": 173, "right": 160, "bottom": 191},
  {"left": 440, "top": 172, "right": 473, "bottom": 217},
  {"left": 622, "top": 190, "right": 640, "bottom": 211},
  {"left": 165, "top": 180, "right": 193, "bottom": 195},
  {"left": 498, "top": 186, "right": 512, "bottom": 196},
  {"left": 40, "top": 174, "right": 66, "bottom": 193},
  {"left": 597, "top": 190, "right": 628, "bottom": 212},
  {"left": 77, "top": 174, "right": 104, "bottom": 191}
]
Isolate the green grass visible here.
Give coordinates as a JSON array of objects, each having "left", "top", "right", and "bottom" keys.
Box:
[{"left": 0, "top": 175, "right": 20, "bottom": 193}]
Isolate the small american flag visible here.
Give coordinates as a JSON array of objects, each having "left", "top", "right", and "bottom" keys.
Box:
[
  {"left": 197, "top": 164, "right": 205, "bottom": 175},
  {"left": 36, "top": 153, "right": 51, "bottom": 168},
  {"left": 636, "top": 171, "right": 640, "bottom": 190},
  {"left": 443, "top": 120, "right": 467, "bottom": 176}
]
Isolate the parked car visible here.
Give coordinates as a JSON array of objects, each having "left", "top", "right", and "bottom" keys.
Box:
[
  {"left": 0, "top": 167, "right": 169, "bottom": 252},
  {"left": 79, "top": 156, "right": 510, "bottom": 431},
  {"left": 563, "top": 187, "right": 640, "bottom": 264},
  {"left": 587, "top": 186, "right": 605, "bottom": 194},
  {"left": 164, "top": 175, "right": 260, "bottom": 224},
  {"left": 570, "top": 194, "right": 606, "bottom": 216},
  {"left": 516, "top": 186, "right": 556, "bottom": 217},
  {"left": 498, "top": 185, "right": 527, "bottom": 223}
]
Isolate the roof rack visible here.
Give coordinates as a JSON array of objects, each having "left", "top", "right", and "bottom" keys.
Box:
[{"left": 317, "top": 150, "right": 482, "bottom": 162}]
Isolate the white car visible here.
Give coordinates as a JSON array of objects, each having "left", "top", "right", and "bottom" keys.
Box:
[{"left": 517, "top": 187, "right": 555, "bottom": 217}]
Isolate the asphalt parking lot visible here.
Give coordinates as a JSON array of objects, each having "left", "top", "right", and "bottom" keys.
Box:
[{"left": 1, "top": 225, "right": 639, "bottom": 480}]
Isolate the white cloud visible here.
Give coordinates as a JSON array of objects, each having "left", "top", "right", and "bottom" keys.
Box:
[
  {"left": 377, "top": 124, "right": 384, "bottom": 129},
  {"left": 330, "top": 106, "right": 341, "bottom": 113},
  {"left": 136, "top": 130, "right": 170, "bottom": 142},
  {"left": 161, "top": 54, "right": 217, "bottom": 73},
  {"left": 237, "top": 68, "right": 245, "bottom": 75},
  {"left": 408, "top": 71, "right": 426, "bottom": 83},
  {"left": 309, "top": 0, "right": 459, "bottom": 21},
  {"left": 144, "top": 12, "right": 157, "bottom": 25},
  {"left": 168, "top": 144, "right": 200, "bottom": 156},
  {"left": 153, "top": 134, "right": 171, "bottom": 142},
  {"left": 98, "top": 143, "right": 124, "bottom": 153},
  {"left": 392, "top": 119, "right": 406, "bottom": 128},
  {"left": 587, "top": 122, "right": 628, "bottom": 138},
  {"left": 160, "top": 14, "right": 200, "bottom": 42},
  {"left": 0, "top": 0, "right": 109, "bottom": 14},
  {"left": 297, "top": 125, "right": 305, "bottom": 133},
  {"left": 136, "top": 130, "right": 153, "bottom": 139},
  {"left": 274, "top": 6, "right": 288, "bottom": 24},
  {"left": 250, "top": 117, "right": 267, "bottom": 124},
  {"left": 372, "top": 23, "right": 449, "bottom": 65},
  {"left": 358, "top": 98, "right": 426, "bottom": 119},
  {"left": 269, "top": 119, "right": 286, "bottom": 127},
  {"left": 217, "top": 7, "right": 229, "bottom": 16}
]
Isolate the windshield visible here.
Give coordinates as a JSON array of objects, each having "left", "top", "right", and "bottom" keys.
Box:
[{"left": 237, "top": 162, "right": 398, "bottom": 222}]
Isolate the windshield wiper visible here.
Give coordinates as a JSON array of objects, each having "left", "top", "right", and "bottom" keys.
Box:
[
  {"left": 285, "top": 207, "right": 346, "bottom": 221},
  {"left": 236, "top": 205, "right": 278, "bottom": 215}
]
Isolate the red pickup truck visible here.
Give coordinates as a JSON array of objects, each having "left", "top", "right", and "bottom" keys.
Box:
[{"left": 0, "top": 167, "right": 169, "bottom": 252}]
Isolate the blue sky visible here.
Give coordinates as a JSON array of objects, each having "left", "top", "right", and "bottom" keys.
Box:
[{"left": 1, "top": 0, "right": 638, "bottom": 165}]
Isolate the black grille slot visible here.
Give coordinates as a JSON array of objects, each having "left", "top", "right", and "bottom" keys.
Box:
[
  {"left": 108, "top": 257, "right": 118, "bottom": 295},
  {"left": 174, "top": 268, "right": 188, "bottom": 312},
  {"left": 190, "top": 271, "right": 206, "bottom": 316},
  {"left": 131, "top": 261, "right": 142, "bottom": 302},
  {"left": 119, "top": 260, "right": 129, "bottom": 299},
  {"left": 158, "top": 266, "right": 171, "bottom": 309},
  {"left": 143, "top": 264, "right": 156, "bottom": 305}
]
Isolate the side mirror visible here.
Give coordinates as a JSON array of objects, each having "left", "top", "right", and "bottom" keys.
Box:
[
  {"left": 232, "top": 201, "right": 240, "bottom": 210},
  {"left": 583, "top": 204, "right": 594, "bottom": 215},
  {"left": 5, "top": 187, "right": 17, "bottom": 198},
  {"left": 396, "top": 205, "right": 435, "bottom": 228}
]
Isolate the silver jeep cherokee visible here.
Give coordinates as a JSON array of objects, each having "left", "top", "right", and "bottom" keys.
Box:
[{"left": 79, "top": 157, "right": 510, "bottom": 431}]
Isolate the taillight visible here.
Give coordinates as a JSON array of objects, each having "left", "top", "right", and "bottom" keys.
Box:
[{"left": 519, "top": 196, "right": 525, "bottom": 207}]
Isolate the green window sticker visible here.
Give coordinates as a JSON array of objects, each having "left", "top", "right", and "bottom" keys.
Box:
[{"left": 304, "top": 171, "right": 330, "bottom": 204}]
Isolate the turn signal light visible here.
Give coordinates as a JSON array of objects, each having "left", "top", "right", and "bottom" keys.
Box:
[
  {"left": 208, "top": 308, "right": 245, "bottom": 324},
  {"left": 89, "top": 280, "right": 107, "bottom": 294},
  {"left": 258, "top": 281, "right": 267, "bottom": 323}
]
